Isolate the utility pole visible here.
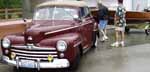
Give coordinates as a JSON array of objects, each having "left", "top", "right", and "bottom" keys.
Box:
[
  {"left": 4, "top": 0, "right": 9, "bottom": 20},
  {"left": 22, "top": 0, "right": 31, "bottom": 19}
]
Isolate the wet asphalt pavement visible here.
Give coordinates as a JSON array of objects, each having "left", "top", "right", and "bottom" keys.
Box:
[{"left": 0, "top": 29, "right": 150, "bottom": 72}]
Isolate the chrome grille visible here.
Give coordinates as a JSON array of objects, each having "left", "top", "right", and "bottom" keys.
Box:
[{"left": 11, "top": 45, "right": 58, "bottom": 60}]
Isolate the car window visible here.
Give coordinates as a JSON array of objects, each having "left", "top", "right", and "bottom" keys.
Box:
[
  {"left": 84, "top": 7, "right": 90, "bottom": 16},
  {"left": 34, "top": 8, "right": 53, "bottom": 20},
  {"left": 54, "top": 7, "right": 78, "bottom": 20},
  {"left": 34, "top": 7, "right": 78, "bottom": 20},
  {"left": 79, "top": 7, "right": 90, "bottom": 18}
]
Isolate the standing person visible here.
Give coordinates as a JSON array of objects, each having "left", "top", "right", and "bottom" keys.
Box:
[
  {"left": 111, "top": 0, "right": 126, "bottom": 47},
  {"left": 98, "top": 1, "right": 109, "bottom": 41}
]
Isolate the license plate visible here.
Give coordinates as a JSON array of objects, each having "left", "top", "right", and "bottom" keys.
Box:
[{"left": 21, "top": 60, "right": 35, "bottom": 68}]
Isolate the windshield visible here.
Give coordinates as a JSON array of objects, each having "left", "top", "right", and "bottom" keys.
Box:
[{"left": 34, "top": 7, "right": 78, "bottom": 20}]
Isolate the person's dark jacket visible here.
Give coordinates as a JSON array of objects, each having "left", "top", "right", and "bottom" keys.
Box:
[{"left": 98, "top": 4, "right": 109, "bottom": 20}]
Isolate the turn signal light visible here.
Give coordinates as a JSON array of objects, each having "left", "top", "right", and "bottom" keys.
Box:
[{"left": 5, "top": 50, "right": 9, "bottom": 54}]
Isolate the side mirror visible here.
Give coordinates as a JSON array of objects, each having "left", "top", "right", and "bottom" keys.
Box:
[
  {"left": 73, "top": 15, "right": 82, "bottom": 22},
  {"left": 74, "top": 18, "right": 82, "bottom": 23}
]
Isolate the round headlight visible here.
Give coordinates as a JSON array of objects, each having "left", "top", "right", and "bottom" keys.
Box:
[
  {"left": 2, "top": 38, "right": 11, "bottom": 48},
  {"left": 56, "top": 40, "right": 67, "bottom": 52}
]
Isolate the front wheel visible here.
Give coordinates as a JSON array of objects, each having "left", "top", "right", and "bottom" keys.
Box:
[
  {"left": 69, "top": 47, "right": 81, "bottom": 70},
  {"left": 92, "top": 31, "right": 98, "bottom": 48}
]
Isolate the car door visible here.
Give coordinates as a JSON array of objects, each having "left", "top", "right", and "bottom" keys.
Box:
[{"left": 79, "top": 7, "right": 94, "bottom": 50}]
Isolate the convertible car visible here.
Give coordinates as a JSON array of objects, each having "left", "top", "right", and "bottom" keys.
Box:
[{"left": 1, "top": 1, "right": 98, "bottom": 71}]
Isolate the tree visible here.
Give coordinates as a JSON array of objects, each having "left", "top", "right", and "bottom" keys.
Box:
[
  {"left": 0, "top": 0, "right": 21, "bottom": 9},
  {"left": 0, "top": 0, "right": 5, "bottom": 8},
  {"left": 10, "top": 0, "right": 22, "bottom": 8}
]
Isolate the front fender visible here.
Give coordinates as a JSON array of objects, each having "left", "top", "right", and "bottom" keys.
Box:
[
  {"left": 38, "top": 33, "right": 81, "bottom": 47},
  {"left": 38, "top": 33, "right": 82, "bottom": 62},
  {"left": 1, "top": 33, "right": 25, "bottom": 45}
]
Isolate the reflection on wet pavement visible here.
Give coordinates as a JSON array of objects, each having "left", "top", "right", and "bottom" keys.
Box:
[
  {"left": 77, "top": 29, "right": 150, "bottom": 72},
  {"left": 0, "top": 29, "right": 150, "bottom": 72},
  {"left": 78, "top": 44, "right": 150, "bottom": 72}
]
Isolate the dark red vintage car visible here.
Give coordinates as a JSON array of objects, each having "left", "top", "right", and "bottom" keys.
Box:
[{"left": 1, "top": 1, "right": 98, "bottom": 70}]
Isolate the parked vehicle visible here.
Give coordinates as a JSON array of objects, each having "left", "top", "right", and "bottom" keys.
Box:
[
  {"left": 1, "top": 1, "right": 98, "bottom": 70},
  {"left": 145, "top": 22, "right": 150, "bottom": 35},
  {"left": 144, "top": 7, "right": 150, "bottom": 12}
]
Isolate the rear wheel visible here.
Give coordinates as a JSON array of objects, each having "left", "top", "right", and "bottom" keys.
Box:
[
  {"left": 125, "top": 27, "right": 130, "bottom": 34},
  {"left": 145, "top": 29, "right": 150, "bottom": 35}
]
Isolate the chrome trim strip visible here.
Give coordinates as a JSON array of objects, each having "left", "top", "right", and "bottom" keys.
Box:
[
  {"left": 12, "top": 46, "right": 26, "bottom": 48},
  {"left": 17, "top": 56, "right": 58, "bottom": 60},
  {"left": 45, "top": 22, "right": 92, "bottom": 35},
  {"left": 15, "top": 53, "right": 58, "bottom": 57},
  {"left": 45, "top": 26, "right": 79, "bottom": 35},
  {"left": 83, "top": 47, "right": 90, "bottom": 53},
  {"left": 83, "top": 45, "right": 89, "bottom": 49},
  {"left": 83, "top": 45, "right": 90, "bottom": 53},
  {"left": 19, "top": 57, "right": 47, "bottom": 60},
  {"left": 33, "top": 46, "right": 56, "bottom": 50},
  {"left": 12, "top": 45, "right": 56, "bottom": 50},
  {"left": 73, "top": 41, "right": 82, "bottom": 47},
  {"left": 11, "top": 49, "right": 57, "bottom": 54}
]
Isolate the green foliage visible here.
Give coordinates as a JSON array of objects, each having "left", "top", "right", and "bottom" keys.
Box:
[
  {"left": 0, "top": 0, "right": 5, "bottom": 8},
  {"left": 0, "top": 0, "right": 22, "bottom": 9}
]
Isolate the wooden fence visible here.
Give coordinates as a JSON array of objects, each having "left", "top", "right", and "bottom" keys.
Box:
[
  {"left": 0, "top": 8, "right": 23, "bottom": 20},
  {"left": 0, "top": 20, "right": 32, "bottom": 38}
]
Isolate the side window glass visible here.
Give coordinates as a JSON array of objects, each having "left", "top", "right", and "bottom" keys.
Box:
[
  {"left": 87, "top": 7, "right": 93, "bottom": 17},
  {"left": 79, "top": 7, "right": 90, "bottom": 18},
  {"left": 85, "top": 7, "right": 88, "bottom": 16},
  {"left": 84, "top": 7, "right": 90, "bottom": 17},
  {"left": 80, "top": 7, "right": 85, "bottom": 17}
]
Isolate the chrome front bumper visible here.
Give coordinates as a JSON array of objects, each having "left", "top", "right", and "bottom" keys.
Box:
[{"left": 2, "top": 56, "right": 70, "bottom": 70}]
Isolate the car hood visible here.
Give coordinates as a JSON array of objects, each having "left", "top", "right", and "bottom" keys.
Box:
[
  {"left": 26, "top": 20, "right": 75, "bottom": 35},
  {"left": 25, "top": 20, "right": 77, "bottom": 43}
]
